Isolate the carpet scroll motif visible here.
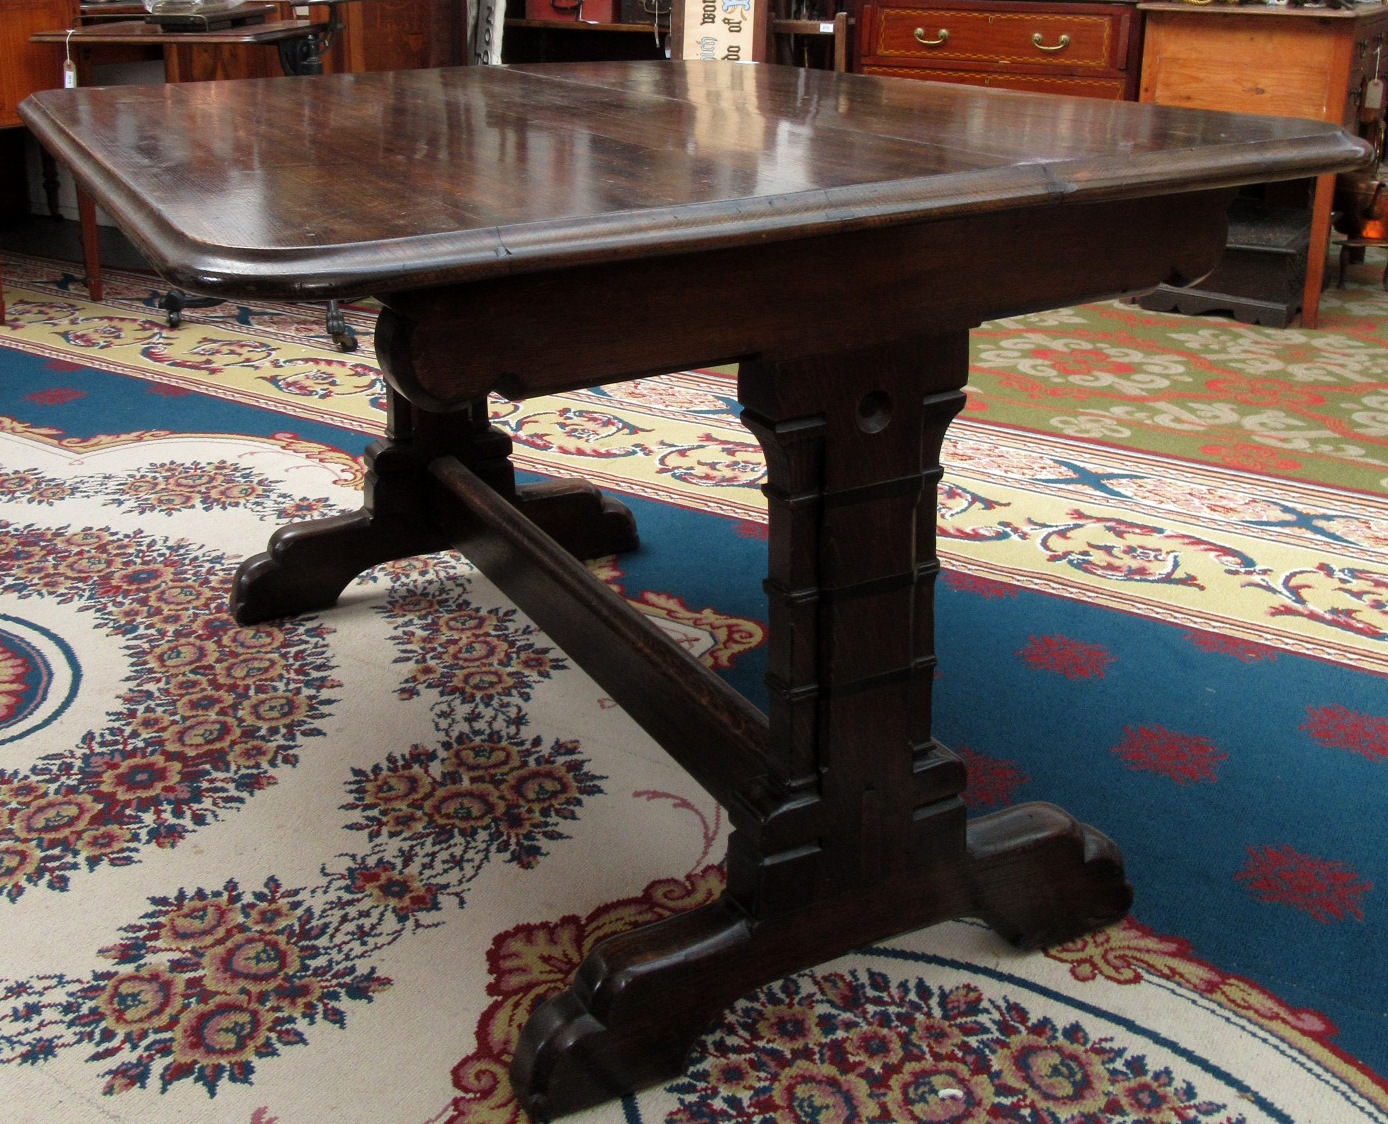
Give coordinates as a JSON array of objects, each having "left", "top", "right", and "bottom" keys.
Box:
[{"left": 2, "top": 249, "right": 1388, "bottom": 1122}]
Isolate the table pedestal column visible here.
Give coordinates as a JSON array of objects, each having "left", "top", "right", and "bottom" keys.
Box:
[{"left": 509, "top": 331, "right": 1131, "bottom": 1120}]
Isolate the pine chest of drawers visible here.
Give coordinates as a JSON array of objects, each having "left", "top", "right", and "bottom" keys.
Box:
[{"left": 854, "top": 0, "right": 1143, "bottom": 100}]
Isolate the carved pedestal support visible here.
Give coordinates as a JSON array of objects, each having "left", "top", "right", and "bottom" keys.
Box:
[
  {"left": 514, "top": 804, "right": 1128, "bottom": 1120},
  {"left": 230, "top": 306, "right": 638, "bottom": 625},
  {"left": 502, "top": 331, "right": 1131, "bottom": 1119},
  {"left": 225, "top": 303, "right": 1133, "bottom": 1119}
]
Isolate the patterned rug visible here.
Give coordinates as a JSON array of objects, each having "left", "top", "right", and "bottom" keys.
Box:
[
  {"left": 1, "top": 248, "right": 1387, "bottom": 1124},
  {"left": 967, "top": 275, "right": 1388, "bottom": 495}
]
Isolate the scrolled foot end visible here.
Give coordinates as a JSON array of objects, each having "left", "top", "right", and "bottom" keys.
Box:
[
  {"left": 229, "top": 549, "right": 349, "bottom": 626},
  {"left": 967, "top": 801, "right": 1133, "bottom": 951},
  {"left": 514, "top": 480, "right": 640, "bottom": 559},
  {"left": 511, "top": 990, "right": 693, "bottom": 1122}
]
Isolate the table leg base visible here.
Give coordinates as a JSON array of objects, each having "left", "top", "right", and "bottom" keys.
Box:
[
  {"left": 511, "top": 801, "right": 1130, "bottom": 1121},
  {"left": 231, "top": 478, "right": 638, "bottom": 625},
  {"left": 509, "top": 477, "right": 641, "bottom": 561},
  {"left": 231, "top": 507, "right": 451, "bottom": 624}
]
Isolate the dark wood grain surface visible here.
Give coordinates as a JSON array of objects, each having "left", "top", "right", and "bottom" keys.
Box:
[{"left": 18, "top": 60, "right": 1369, "bottom": 299}]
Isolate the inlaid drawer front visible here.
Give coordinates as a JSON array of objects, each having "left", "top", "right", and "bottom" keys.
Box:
[
  {"left": 863, "top": 64, "right": 1127, "bottom": 99},
  {"left": 873, "top": 8, "right": 1120, "bottom": 70}
]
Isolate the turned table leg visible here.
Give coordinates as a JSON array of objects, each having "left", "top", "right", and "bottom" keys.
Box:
[{"left": 509, "top": 330, "right": 1131, "bottom": 1119}]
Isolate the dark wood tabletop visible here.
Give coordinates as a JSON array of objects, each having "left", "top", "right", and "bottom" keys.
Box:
[{"left": 19, "top": 60, "right": 1369, "bottom": 300}]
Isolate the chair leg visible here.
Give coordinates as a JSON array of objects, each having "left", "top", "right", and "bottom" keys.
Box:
[{"left": 325, "top": 299, "right": 357, "bottom": 351}]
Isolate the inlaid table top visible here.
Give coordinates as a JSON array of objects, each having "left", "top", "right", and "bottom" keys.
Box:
[{"left": 19, "top": 60, "right": 1368, "bottom": 301}]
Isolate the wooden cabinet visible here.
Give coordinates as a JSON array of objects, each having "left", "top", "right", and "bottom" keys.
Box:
[
  {"left": 1139, "top": 3, "right": 1388, "bottom": 131},
  {"left": 854, "top": 0, "right": 1143, "bottom": 100},
  {"left": 1138, "top": 2, "right": 1388, "bottom": 327},
  {"left": 341, "top": 0, "right": 463, "bottom": 70},
  {"left": 2, "top": 0, "right": 78, "bottom": 128}
]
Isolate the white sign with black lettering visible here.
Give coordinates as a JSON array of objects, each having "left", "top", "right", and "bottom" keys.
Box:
[{"left": 682, "top": 0, "right": 755, "bottom": 61}]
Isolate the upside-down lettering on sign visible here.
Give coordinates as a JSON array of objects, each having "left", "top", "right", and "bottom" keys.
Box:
[{"left": 681, "top": 0, "right": 758, "bottom": 60}]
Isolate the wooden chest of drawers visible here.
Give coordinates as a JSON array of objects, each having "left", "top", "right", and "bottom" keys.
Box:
[{"left": 854, "top": 0, "right": 1143, "bottom": 100}]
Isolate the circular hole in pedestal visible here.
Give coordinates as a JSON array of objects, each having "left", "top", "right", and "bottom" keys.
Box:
[{"left": 856, "top": 390, "right": 893, "bottom": 434}]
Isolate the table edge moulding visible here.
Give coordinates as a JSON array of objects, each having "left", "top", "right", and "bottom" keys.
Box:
[
  {"left": 17, "top": 61, "right": 1370, "bottom": 1121},
  {"left": 16, "top": 76, "right": 1368, "bottom": 301}
]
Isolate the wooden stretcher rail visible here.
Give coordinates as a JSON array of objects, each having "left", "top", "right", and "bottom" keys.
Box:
[{"left": 427, "top": 457, "right": 773, "bottom": 810}]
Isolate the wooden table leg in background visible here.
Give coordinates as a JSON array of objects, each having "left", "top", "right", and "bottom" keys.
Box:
[
  {"left": 1302, "top": 171, "right": 1337, "bottom": 329},
  {"left": 1293, "top": 170, "right": 1338, "bottom": 326},
  {"left": 75, "top": 185, "right": 102, "bottom": 302}
]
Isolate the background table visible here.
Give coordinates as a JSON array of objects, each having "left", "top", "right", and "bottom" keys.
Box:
[
  {"left": 30, "top": 1, "right": 364, "bottom": 339},
  {"left": 19, "top": 61, "right": 1368, "bottom": 1119},
  {"left": 31, "top": 3, "right": 352, "bottom": 80},
  {"left": 1139, "top": 1, "right": 1388, "bottom": 328}
]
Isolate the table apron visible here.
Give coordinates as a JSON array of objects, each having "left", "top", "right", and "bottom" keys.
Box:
[{"left": 378, "top": 189, "right": 1234, "bottom": 411}]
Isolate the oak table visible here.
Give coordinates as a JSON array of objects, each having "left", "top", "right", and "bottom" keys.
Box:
[{"left": 20, "top": 62, "right": 1368, "bottom": 1119}]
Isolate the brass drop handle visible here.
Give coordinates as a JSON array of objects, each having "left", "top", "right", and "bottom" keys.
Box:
[
  {"left": 914, "top": 27, "right": 948, "bottom": 45},
  {"left": 1031, "top": 31, "right": 1070, "bottom": 51}
]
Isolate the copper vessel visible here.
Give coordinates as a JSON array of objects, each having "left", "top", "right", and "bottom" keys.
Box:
[{"left": 1334, "top": 171, "right": 1388, "bottom": 241}]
